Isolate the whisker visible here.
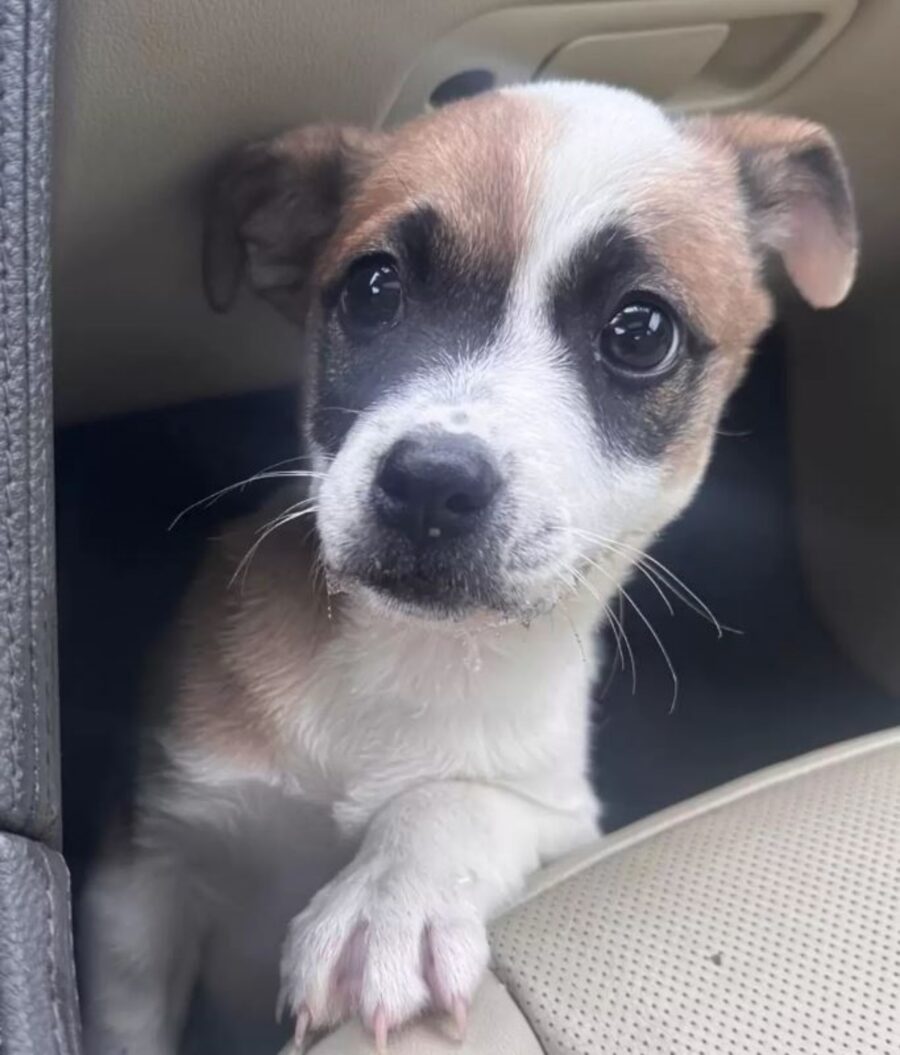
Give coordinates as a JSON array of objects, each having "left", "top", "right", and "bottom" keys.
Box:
[
  {"left": 599, "top": 594, "right": 625, "bottom": 673},
  {"left": 572, "top": 553, "right": 637, "bottom": 692},
  {"left": 616, "top": 554, "right": 676, "bottom": 617},
  {"left": 558, "top": 603, "right": 588, "bottom": 668},
  {"left": 566, "top": 564, "right": 635, "bottom": 692},
  {"left": 230, "top": 505, "right": 319, "bottom": 589},
  {"left": 619, "top": 583, "right": 679, "bottom": 713},
  {"left": 316, "top": 406, "right": 362, "bottom": 417},
  {"left": 594, "top": 596, "right": 637, "bottom": 700},
  {"left": 622, "top": 549, "right": 724, "bottom": 636},
  {"left": 606, "top": 601, "right": 636, "bottom": 693},
  {"left": 251, "top": 497, "right": 317, "bottom": 535},
  {"left": 626, "top": 549, "right": 730, "bottom": 637},
  {"left": 309, "top": 546, "right": 327, "bottom": 595},
  {"left": 571, "top": 528, "right": 730, "bottom": 637},
  {"left": 568, "top": 563, "right": 601, "bottom": 604},
  {"left": 169, "top": 462, "right": 325, "bottom": 530},
  {"left": 634, "top": 555, "right": 739, "bottom": 636},
  {"left": 604, "top": 602, "right": 626, "bottom": 673},
  {"left": 576, "top": 549, "right": 678, "bottom": 713},
  {"left": 565, "top": 557, "right": 638, "bottom": 694}
]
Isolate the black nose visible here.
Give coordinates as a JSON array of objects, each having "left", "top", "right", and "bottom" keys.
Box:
[{"left": 374, "top": 432, "right": 502, "bottom": 544}]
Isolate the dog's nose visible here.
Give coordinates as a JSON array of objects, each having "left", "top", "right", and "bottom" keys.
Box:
[{"left": 374, "top": 432, "right": 501, "bottom": 543}]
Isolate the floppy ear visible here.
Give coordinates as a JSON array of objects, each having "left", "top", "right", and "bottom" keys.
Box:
[
  {"left": 202, "top": 125, "right": 383, "bottom": 321},
  {"left": 687, "top": 113, "right": 858, "bottom": 308}
]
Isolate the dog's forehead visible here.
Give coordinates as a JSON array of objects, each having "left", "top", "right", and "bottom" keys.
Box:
[
  {"left": 338, "top": 84, "right": 686, "bottom": 259},
  {"left": 513, "top": 82, "right": 690, "bottom": 263},
  {"left": 511, "top": 83, "right": 768, "bottom": 345},
  {"left": 328, "top": 82, "right": 766, "bottom": 346},
  {"left": 329, "top": 91, "right": 543, "bottom": 267}
]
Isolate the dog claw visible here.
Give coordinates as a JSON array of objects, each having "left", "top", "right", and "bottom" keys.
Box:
[
  {"left": 372, "top": 1006, "right": 389, "bottom": 1054},
  {"left": 451, "top": 996, "right": 468, "bottom": 1042},
  {"left": 293, "top": 1006, "right": 312, "bottom": 1051}
]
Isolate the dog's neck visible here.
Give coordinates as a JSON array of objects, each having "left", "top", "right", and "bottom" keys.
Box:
[{"left": 325, "top": 561, "right": 612, "bottom": 707}]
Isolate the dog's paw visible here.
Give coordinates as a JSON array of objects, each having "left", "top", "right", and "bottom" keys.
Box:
[{"left": 278, "top": 856, "right": 489, "bottom": 1047}]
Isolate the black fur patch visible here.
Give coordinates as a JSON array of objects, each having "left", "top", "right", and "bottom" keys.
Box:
[
  {"left": 312, "top": 206, "right": 513, "bottom": 455},
  {"left": 550, "top": 225, "right": 712, "bottom": 461}
]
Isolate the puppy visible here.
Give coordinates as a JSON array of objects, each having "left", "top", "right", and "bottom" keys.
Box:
[{"left": 80, "top": 81, "right": 857, "bottom": 1054}]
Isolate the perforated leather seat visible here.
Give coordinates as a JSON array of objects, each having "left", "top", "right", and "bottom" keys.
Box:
[{"left": 310, "top": 729, "right": 900, "bottom": 1054}]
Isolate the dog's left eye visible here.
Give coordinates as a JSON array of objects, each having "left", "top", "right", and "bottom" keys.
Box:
[
  {"left": 597, "top": 300, "right": 680, "bottom": 376},
  {"left": 338, "top": 256, "right": 403, "bottom": 337}
]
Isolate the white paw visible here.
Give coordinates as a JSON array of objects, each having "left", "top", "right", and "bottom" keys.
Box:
[{"left": 278, "top": 856, "right": 489, "bottom": 1047}]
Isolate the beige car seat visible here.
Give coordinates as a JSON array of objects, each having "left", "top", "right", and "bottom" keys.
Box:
[{"left": 310, "top": 728, "right": 900, "bottom": 1054}]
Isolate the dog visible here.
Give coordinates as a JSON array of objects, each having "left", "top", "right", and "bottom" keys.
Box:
[{"left": 80, "top": 81, "right": 857, "bottom": 1054}]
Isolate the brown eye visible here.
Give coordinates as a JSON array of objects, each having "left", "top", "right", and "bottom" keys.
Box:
[
  {"left": 598, "top": 300, "right": 680, "bottom": 375},
  {"left": 338, "top": 256, "right": 403, "bottom": 337}
]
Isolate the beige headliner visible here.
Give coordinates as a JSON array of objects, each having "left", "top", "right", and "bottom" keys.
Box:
[{"left": 52, "top": 0, "right": 899, "bottom": 422}]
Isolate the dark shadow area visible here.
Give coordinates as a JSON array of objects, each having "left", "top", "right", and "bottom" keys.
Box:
[
  {"left": 57, "top": 388, "right": 299, "bottom": 894},
  {"left": 593, "top": 330, "right": 899, "bottom": 830},
  {"left": 57, "top": 328, "right": 899, "bottom": 901}
]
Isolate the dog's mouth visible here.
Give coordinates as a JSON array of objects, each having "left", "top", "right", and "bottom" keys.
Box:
[
  {"left": 339, "top": 554, "right": 506, "bottom": 620},
  {"left": 325, "top": 536, "right": 566, "bottom": 624},
  {"left": 314, "top": 455, "right": 572, "bottom": 621}
]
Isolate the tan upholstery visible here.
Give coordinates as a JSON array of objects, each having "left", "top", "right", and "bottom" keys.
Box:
[
  {"left": 310, "top": 728, "right": 900, "bottom": 1053},
  {"left": 790, "top": 295, "right": 900, "bottom": 697},
  {"left": 491, "top": 729, "right": 900, "bottom": 1054},
  {"left": 53, "top": 0, "right": 900, "bottom": 423}
]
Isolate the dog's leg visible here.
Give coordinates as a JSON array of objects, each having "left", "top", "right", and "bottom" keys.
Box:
[
  {"left": 279, "top": 778, "right": 597, "bottom": 1041},
  {"left": 80, "top": 843, "right": 205, "bottom": 1055}
]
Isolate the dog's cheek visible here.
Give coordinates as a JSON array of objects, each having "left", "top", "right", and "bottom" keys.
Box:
[
  {"left": 312, "top": 405, "right": 400, "bottom": 568},
  {"left": 656, "top": 349, "right": 751, "bottom": 511},
  {"left": 315, "top": 463, "right": 366, "bottom": 570}
]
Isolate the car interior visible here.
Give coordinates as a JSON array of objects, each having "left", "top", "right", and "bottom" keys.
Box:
[{"left": 2, "top": 0, "right": 899, "bottom": 1052}]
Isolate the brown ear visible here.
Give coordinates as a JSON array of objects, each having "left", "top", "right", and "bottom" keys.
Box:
[
  {"left": 202, "top": 125, "right": 383, "bottom": 321},
  {"left": 687, "top": 113, "right": 858, "bottom": 308}
]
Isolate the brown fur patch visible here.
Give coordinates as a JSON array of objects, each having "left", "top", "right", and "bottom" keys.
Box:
[
  {"left": 624, "top": 131, "right": 776, "bottom": 485},
  {"left": 643, "top": 112, "right": 855, "bottom": 481},
  {"left": 169, "top": 498, "right": 337, "bottom": 776},
  {"left": 633, "top": 137, "right": 773, "bottom": 357},
  {"left": 682, "top": 113, "right": 857, "bottom": 308},
  {"left": 316, "top": 93, "right": 554, "bottom": 288}
]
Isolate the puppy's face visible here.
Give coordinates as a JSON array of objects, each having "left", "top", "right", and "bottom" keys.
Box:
[{"left": 206, "top": 83, "right": 856, "bottom": 621}]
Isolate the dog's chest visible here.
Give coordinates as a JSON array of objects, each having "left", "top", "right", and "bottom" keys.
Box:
[
  {"left": 271, "top": 614, "right": 598, "bottom": 815},
  {"left": 174, "top": 582, "right": 599, "bottom": 830}
]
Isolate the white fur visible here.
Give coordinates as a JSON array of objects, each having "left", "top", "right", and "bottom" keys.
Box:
[
  {"left": 507, "top": 81, "right": 690, "bottom": 306},
  {"left": 82, "top": 595, "right": 603, "bottom": 1054}
]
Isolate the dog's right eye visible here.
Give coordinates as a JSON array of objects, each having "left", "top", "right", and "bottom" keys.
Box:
[{"left": 337, "top": 256, "right": 403, "bottom": 337}]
